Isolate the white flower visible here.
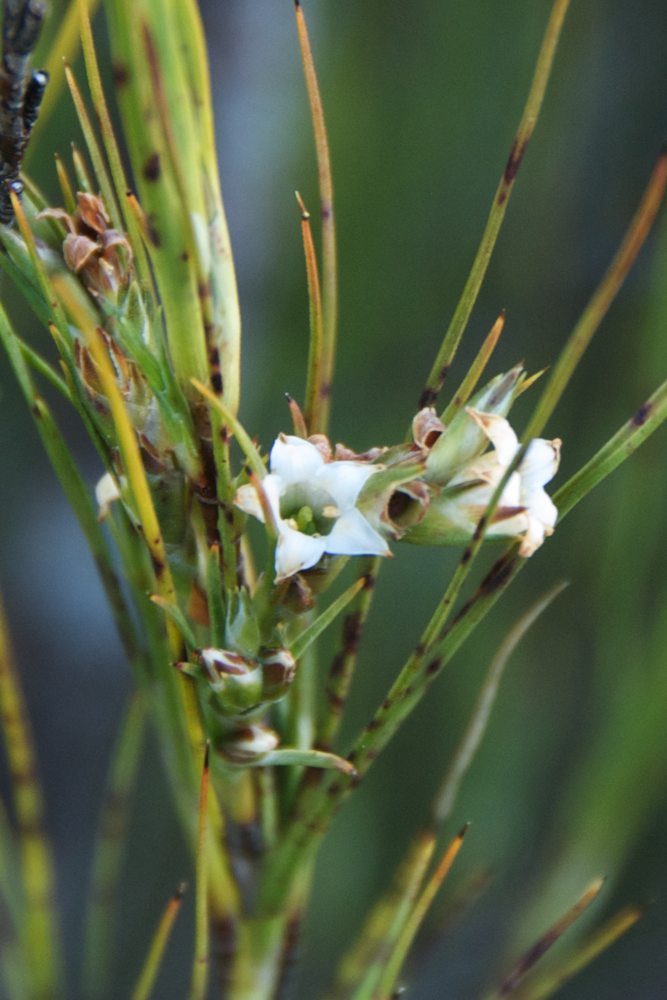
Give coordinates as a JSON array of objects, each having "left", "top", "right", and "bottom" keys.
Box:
[
  {"left": 450, "top": 409, "right": 561, "bottom": 556},
  {"left": 235, "top": 434, "right": 391, "bottom": 581},
  {"left": 95, "top": 471, "right": 121, "bottom": 520}
]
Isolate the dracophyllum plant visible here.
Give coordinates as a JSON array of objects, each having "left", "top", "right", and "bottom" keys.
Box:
[{"left": 0, "top": 0, "right": 665, "bottom": 998}]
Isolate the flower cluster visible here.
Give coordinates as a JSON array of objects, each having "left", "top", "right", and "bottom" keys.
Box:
[
  {"left": 235, "top": 434, "right": 390, "bottom": 581},
  {"left": 235, "top": 372, "right": 562, "bottom": 580}
]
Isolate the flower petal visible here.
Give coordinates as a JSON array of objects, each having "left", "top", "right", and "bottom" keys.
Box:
[
  {"left": 466, "top": 409, "right": 519, "bottom": 466},
  {"left": 235, "top": 483, "right": 266, "bottom": 522},
  {"left": 524, "top": 487, "right": 558, "bottom": 530},
  {"left": 270, "top": 435, "right": 324, "bottom": 482},
  {"left": 275, "top": 526, "right": 326, "bottom": 581},
  {"left": 520, "top": 438, "right": 561, "bottom": 492},
  {"left": 316, "top": 460, "right": 377, "bottom": 507},
  {"left": 95, "top": 472, "right": 121, "bottom": 520},
  {"left": 325, "top": 509, "right": 391, "bottom": 557}
]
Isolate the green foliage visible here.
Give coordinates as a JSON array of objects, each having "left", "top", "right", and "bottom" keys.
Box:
[{"left": 0, "top": 1, "right": 664, "bottom": 998}]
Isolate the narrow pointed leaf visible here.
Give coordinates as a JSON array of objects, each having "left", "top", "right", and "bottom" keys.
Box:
[
  {"left": 491, "top": 877, "right": 605, "bottom": 997},
  {"left": 329, "top": 830, "right": 436, "bottom": 1000},
  {"left": 294, "top": 0, "right": 337, "bottom": 433},
  {"left": 131, "top": 883, "right": 187, "bottom": 1000},
  {"left": 0, "top": 596, "right": 63, "bottom": 996},
  {"left": 419, "top": 0, "right": 571, "bottom": 410},
  {"left": 514, "top": 904, "right": 643, "bottom": 1000},
  {"left": 525, "top": 148, "right": 667, "bottom": 439},
  {"left": 433, "top": 582, "right": 567, "bottom": 826},
  {"left": 290, "top": 576, "right": 366, "bottom": 661},
  {"left": 260, "top": 747, "right": 356, "bottom": 776},
  {"left": 376, "top": 824, "right": 469, "bottom": 999},
  {"left": 440, "top": 310, "right": 506, "bottom": 424},
  {"left": 82, "top": 696, "right": 146, "bottom": 998},
  {"left": 189, "top": 744, "right": 210, "bottom": 1000}
]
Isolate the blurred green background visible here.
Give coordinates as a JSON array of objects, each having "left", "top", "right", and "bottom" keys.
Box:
[{"left": 1, "top": 1, "right": 666, "bottom": 997}]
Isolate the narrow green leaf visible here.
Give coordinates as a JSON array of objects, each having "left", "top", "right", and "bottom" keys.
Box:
[
  {"left": 488, "top": 878, "right": 605, "bottom": 998},
  {"left": 294, "top": 0, "right": 337, "bottom": 434},
  {"left": 419, "top": 0, "right": 571, "bottom": 410},
  {"left": 554, "top": 378, "right": 667, "bottom": 519},
  {"left": 189, "top": 744, "right": 210, "bottom": 1000},
  {"left": 29, "top": 0, "right": 102, "bottom": 147},
  {"left": 433, "top": 582, "right": 568, "bottom": 826},
  {"left": 0, "top": 597, "right": 64, "bottom": 997},
  {"left": 192, "top": 378, "right": 267, "bottom": 481},
  {"left": 440, "top": 310, "right": 505, "bottom": 424},
  {"left": 514, "top": 904, "right": 643, "bottom": 1000},
  {"left": 131, "top": 884, "right": 187, "bottom": 1000},
  {"left": 0, "top": 304, "right": 142, "bottom": 662},
  {"left": 296, "top": 191, "right": 325, "bottom": 433},
  {"left": 328, "top": 831, "right": 436, "bottom": 1000},
  {"left": 375, "top": 825, "right": 468, "bottom": 999},
  {"left": 318, "top": 557, "right": 381, "bottom": 752},
  {"left": 290, "top": 576, "right": 366, "bottom": 661},
  {"left": 260, "top": 747, "right": 356, "bottom": 776},
  {"left": 150, "top": 595, "right": 198, "bottom": 651},
  {"left": 82, "top": 696, "right": 146, "bottom": 998},
  {"left": 525, "top": 149, "right": 667, "bottom": 439}
]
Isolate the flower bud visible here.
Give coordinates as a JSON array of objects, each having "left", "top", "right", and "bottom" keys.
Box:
[
  {"left": 219, "top": 724, "right": 280, "bottom": 765},
  {"left": 403, "top": 408, "right": 561, "bottom": 557},
  {"left": 424, "top": 366, "right": 524, "bottom": 484},
  {"left": 198, "top": 648, "right": 263, "bottom": 713},
  {"left": 261, "top": 648, "right": 297, "bottom": 701}
]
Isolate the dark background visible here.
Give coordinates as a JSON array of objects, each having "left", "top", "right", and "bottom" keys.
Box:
[{"left": 1, "top": 1, "right": 667, "bottom": 997}]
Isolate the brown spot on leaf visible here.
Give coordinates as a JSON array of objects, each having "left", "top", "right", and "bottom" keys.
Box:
[
  {"left": 142, "top": 152, "right": 161, "bottom": 182},
  {"left": 426, "top": 657, "right": 441, "bottom": 676},
  {"left": 326, "top": 689, "right": 345, "bottom": 711},
  {"left": 503, "top": 137, "right": 528, "bottom": 186},
  {"left": 146, "top": 217, "right": 161, "bottom": 247},
  {"left": 112, "top": 62, "right": 129, "bottom": 87},
  {"left": 150, "top": 552, "right": 165, "bottom": 578},
  {"left": 632, "top": 402, "right": 652, "bottom": 426},
  {"left": 479, "top": 553, "right": 516, "bottom": 598}
]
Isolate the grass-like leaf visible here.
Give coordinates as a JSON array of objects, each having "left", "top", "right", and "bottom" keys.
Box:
[
  {"left": 554, "top": 377, "right": 667, "bottom": 519},
  {"left": 189, "top": 743, "right": 210, "bottom": 1000},
  {"left": 375, "top": 824, "right": 469, "bottom": 999},
  {"left": 328, "top": 831, "right": 436, "bottom": 1000},
  {"left": 131, "top": 883, "right": 187, "bottom": 1000},
  {"left": 525, "top": 148, "right": 667, "bottom": 438},
  {"left": 488, "top": 877, "right": 605, "bottom": 997},
  {"left": 318, "top": 557, "right": 381, "bottom": 752},
  {"left": 0, "top": 595, "right": 64, "bottom": 998},
  {"left": 82, "top": 696, "right": 146, "bottom": 998},
  {"left": 433, "top": 582, "right": 568, "bottom": 826},
  {"left": 419, "top": 0, "right": 571, "bottom": 411},
  {"left": 294, "top": 0, "right": 337, "bottom": 434},
  {"left": 513, "top": 904, "right": 643, "bottom": 1000},
  {"left": 440, "top": 310, "right": 505, "bottom": 424},
  {"left": 296, "top": 190, "right": 324, "bottom": 433},
  {"left": 290, "top": 576, "right": 367, "bottom": 661}
]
